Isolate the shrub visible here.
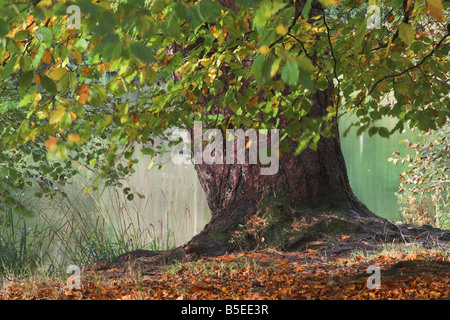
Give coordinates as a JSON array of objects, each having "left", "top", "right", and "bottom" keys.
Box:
[{"left": 390, "top": 123, "right": 449, "bottom": 229}]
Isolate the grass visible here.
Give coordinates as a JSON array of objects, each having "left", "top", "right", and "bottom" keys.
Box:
[
  {"left": 346, "top": 241, "right": 450, "bottom": 264},
  {"left": 0, "top": 182, "right": 177, "bottom": 281}
]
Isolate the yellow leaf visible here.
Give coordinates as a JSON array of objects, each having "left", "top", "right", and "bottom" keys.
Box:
[
  {"left": 378, "top": 79, "right": 387, "bottom": 92},
  {"left": 57, "top": 96, "right": 69, "bottom": 105},
  {"left": 49, "top": 105, "right": 66, "bottom": 125},
  {"left": 36, "top": 0, "right": 52, "bottom": 8},
  {"left": 428, "top": 0, "right": 444, "bottom": 22},
  {"left": 41, "top": 50, "right": 52, "bottom": 64},
  {"left": 317, "top": 0, "right": 337, "bottom": 6},
  {"left": 199, "top": 59, "right": 211, "bottom": 68},
  {"left": 97, "top": 64, "right": 106, "bottom": 74},
  {"left": 186, "top": 90, "right": 197, "bottom": 102},
  {"left": 71, "top": 48, "right": 82, "bottom": 63},
  {"left": 246, "top": 43, "right": 255, "bottom": 51},
  {"left": 276, "top": 24, "right": 288, "bottom": 36},
  {"left": 148, "top": 155, "right": 155, "bottom": 170},
  {"left": 76, "top": 84, "right": 90, "bottom": 104},
  {"left": 258, "top": 45, "right": 270, "bottom": 54},
  {"left": 34, "top": 75, "right": 41, "bottom": 85},
  {"left": 160, "top": 55, "right": 173, "bottom": 67},
  {"left": 47, "top": 67, "right": 67, "bottom": 81},
  {"left": 398, "top": 23, "right": 415, "bottom": 45},
  {"left": 248, "top": 96, "right": 258, "bottom": 108},
  {"left": 68, "top": 133, "right": 81, "bottom": 143},
  {"left": 271, "top": 58, "right": 281, "bottom": 78}
]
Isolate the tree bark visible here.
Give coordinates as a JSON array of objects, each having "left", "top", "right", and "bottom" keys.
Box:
[
  {"left": 183, "top": 83, "right": 383, "bottom": 256},
  {"left": 195, "top": 88, "right": 371, "bottom": 218},
  {"left": 179, "top": 1, "right": 387, "bottom": 257}
]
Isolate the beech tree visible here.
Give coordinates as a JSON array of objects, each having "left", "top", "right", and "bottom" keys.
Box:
[{"left": 0, "top": 0, "right": 449, "bottom": 258}]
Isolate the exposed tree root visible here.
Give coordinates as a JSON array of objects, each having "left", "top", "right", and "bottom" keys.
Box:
[{"left": 99, "top": 197, "right": 450, "bottom": 272}]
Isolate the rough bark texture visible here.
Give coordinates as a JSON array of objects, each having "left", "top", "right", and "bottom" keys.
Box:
[
  {"left": 195, "top": 89, "right": 370, "bottom": 218},
  {"left": 183, "top": 86, "right": 381, "bottom": 257}
]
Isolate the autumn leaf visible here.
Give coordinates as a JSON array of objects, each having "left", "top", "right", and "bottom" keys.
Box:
[
  {"left": 248, "top": 96, "right": 258, "bottom": 108},
  {"left": 68, "top": 133, "right": 81, "bottom": 143},
  {"left": 428, "top": 0, "right": 445, "bottom": 22},
  {"left": 44, "top": 136, "right": 59, "bottom": 152},
  {"left": 81, "top": 66, "right": 90, "bottom": 77},
  {"left": 47, "top": 67, "right": 67, "bottom": 81},
  {"left": 69, "top": 111, "right": 77, "bottom": 121},
  {"left": 76, "top": 84, "right": 90, "bottom": 103},
  {"left": 41, "top": 49, "right": 52, "bottom": 64},
  {"left": 49, "top": 105, "right": 66, "bottom": 124},
  {"left": 276, "top": 24, "right": 288, "bottom": 36},
  {"left": 258, "top": 45, "right": 270, "bottom": 54}
]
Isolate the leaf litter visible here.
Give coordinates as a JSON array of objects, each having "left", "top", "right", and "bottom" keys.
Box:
[{"left": 0, "top": 246, "right": 449, "bottom": 300}]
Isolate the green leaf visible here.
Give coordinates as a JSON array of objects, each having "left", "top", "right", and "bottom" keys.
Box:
[
  {"left": 197, "top": 0, "right": 221, "bottom": 23},
  {"left": 14, "top": 30, "right": 29, "bottom": 41},
  {"left": 173, "top": 3, "right": 188, "bottom": 20},
  {"left": 40, "top": 75, "right": 57, "bottom": 93},
  {"left": 0, "top": 19, "right": 9, "bottom": 37},
  {"left": 1, "top": 54, "right": 18, "bottom": 79},
  {"left": 35, "top": 27, "right": 53, "bottom": 43},
  {"left": 54, "top": 44, "right": 70, "bottom": 61},
  {"left": 75, "top": 38, "right": 88, "bottom": 53},
  {"left": 19, "top": 55, "right": 31, "bottom": 71},
  {"left": 297, "top": 55, "right": 314, "bottom": 90},
  {"left": 5, "top": 37, "right": 20, "bottom": 53},
  {"left": 0, "top": 167, "right": 8, "bottom": 178},
  {"left": 88, "top": 84, "right": 107, "bottom": 106},
  {"left": 399, "top": 23, "right": 415, "bottom": 46},
  {"left": 281, "top": 60, "right": 299, "bottom": 86},
  {"left": 316, "top": 77, "right": 329, "bottom": 90},
  {"left": 59, "top": 112, "right": 72, "bottom": 130},
  {"left": 378, "top": 127, "right": 390, "bottom": 138},
  {"left": 19, "top": 70, "right": 34, "bottom": 95},
  {"left": 130, "top": 42, "right": 153, "bottom": 64},
  {"left": 302, "top": 0, "right": 313, "bottom": 18}
]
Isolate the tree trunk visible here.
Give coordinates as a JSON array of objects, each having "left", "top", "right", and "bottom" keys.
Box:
[
  {"left": 183, "top": 85, "right": 388, "bottom": 256},
  {"left": 196, "top": 89, "right": 369, "bottom": 217}
]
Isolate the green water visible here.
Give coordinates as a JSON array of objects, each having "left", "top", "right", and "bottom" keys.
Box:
[{"left": 340, "top": 114, "right": 413, "bottom": 222}]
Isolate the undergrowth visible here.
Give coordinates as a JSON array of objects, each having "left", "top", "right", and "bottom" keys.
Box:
[{"left": 0, "top": 184, "right": 176, "bottom": 280}]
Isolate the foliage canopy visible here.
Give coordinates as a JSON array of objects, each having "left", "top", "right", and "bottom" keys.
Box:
[{"left": 0, "top": 0, "right": 448, "bottom": 209}]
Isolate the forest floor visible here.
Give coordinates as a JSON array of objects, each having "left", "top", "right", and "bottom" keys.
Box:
[{"left": 1, "top": 241, "right": 449, "bottom": 300}]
